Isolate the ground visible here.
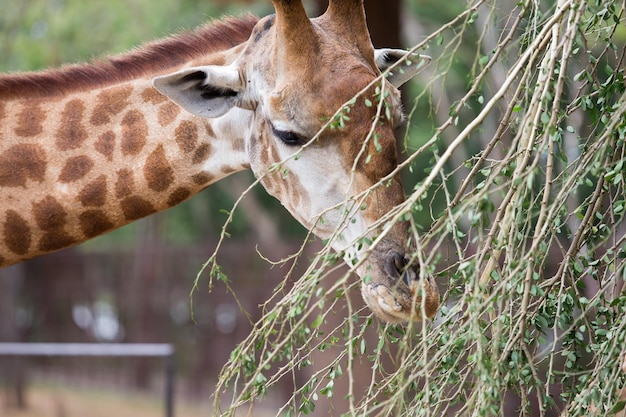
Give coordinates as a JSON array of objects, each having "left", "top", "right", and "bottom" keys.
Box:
[
  {"left": 2, "top": 383, "right": 199, "bottom": 417},
  {"left": 1, "top": 383, "right": 275, "bottom": 417}
]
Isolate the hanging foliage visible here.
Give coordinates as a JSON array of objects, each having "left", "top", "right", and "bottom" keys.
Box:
[{"left": 211, "top": 0, "right": 626, "bottom": 415}]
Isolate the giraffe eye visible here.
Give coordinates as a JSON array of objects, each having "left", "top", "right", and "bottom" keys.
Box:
[{"left": 271, "top": 124, "right": 306, "bottom": 146}]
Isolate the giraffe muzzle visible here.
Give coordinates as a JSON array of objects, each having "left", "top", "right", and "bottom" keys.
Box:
[{"left": 359, "top": 248, "right": 440, "bottom": 323}]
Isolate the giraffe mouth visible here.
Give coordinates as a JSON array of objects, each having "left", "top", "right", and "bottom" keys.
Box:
[{"left": 358, "top": 249, "right": 440, "bottom": 323}]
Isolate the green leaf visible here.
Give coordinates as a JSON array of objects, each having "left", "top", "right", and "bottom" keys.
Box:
[
  {"left": 611, "top": 401, "right": 626, "bottom": 414},
  {"left": 312, "top": 314, "right": 323, "bottom": 329}
]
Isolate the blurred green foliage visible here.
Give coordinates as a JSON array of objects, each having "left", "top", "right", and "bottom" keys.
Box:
[{"left": 0, "top": 0, "right": 273, "bottom": 72}]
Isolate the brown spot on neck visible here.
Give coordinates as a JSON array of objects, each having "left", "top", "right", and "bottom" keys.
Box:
[
  {"left": 90, "top": 85, "right": 133, "bottom": 126},
  {"left": 79, "top": 210, "right": 115, "bottom": 238},
  {"left": 192, "top": 143, "right": 213, "bottom": 164},
  {"left": 175, "top": 120, "right": 198, "bottom": 153},
  {"left": 219, "top": 165, "right": 239, "bottom": 174},
  {"left": 115, "top": 169, "right": 134, "bottom": 198},
  {"left": 56, "top": 99, "right": 89, "bottom": 150},
  {"left": 167, "top": 187, "right": 191, "bottom": 207},
  {"left": 95, "top": 131, "right": 116, "bottom": 161},
  {"left": 204, "top": 121, "right": 216, "bottom": 138},
  {"left": 141, "top": 87, "right": 168, "bottom": 105},
  {"left": 144, "top": 145, "right": 174, "bottom": 192},
  {"left": 192, "top": 172, "right": 214, "bottom": 186},
  {"left": 0, "top": 144, "right": 47, "bottom": 187},
  {"left": 120, "top": 196, "right": 156, "bottom": 220},
  {"left": 78, "top": 175, "right": 107, "bottom": 207},
  {"left": 38, "top": 232, "right": 76, "bottom": 252},
  {"left": 158, "top": 102, "right": 180, "bottom": 127},
  {"left": 31, "top": 196, "right": 77, "bottom": 253},
  {"left": 15, "top": 102, "right": 45, "bottom": 137},
  {"left": 32, "top": 196, "right": 67, "bottom": 231},
  {"left": 3, "top": 210, "right": 31, "bottom": 255},
  {"left": 121, "top": 110, "right": 147, "bottom": 156},
  {"left": 58, "top": 155, "right": 94, "bottom": 183}
]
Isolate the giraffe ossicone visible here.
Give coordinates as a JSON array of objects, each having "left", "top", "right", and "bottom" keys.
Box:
[{"left": 0, "top": 0, "right": 439, "bottom": 322}]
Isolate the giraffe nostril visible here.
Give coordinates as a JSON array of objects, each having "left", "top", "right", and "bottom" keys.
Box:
[
  {"left": 385, "top": 252, "right": 409, "bottom": 282},
  {"left": 384, "top": 252, "right": 421, "bottom": 287}
]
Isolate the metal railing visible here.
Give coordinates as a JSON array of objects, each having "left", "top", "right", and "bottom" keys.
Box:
[{"left": 0, "top": 343, "right": 175, "bottom": 417}]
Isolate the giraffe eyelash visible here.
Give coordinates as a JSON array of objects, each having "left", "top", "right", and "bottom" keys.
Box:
[{"left": 270, "top": 123, "right": 307, "bottom": 146}]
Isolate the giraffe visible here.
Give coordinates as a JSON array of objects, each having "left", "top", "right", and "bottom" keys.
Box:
[{"left": 0, "top": 0, "right": 439, "bottom": 323}]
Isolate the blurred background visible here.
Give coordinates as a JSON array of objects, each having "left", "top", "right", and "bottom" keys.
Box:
[{"left": 0, "top": 0, "right": 438, "bottom": 415}]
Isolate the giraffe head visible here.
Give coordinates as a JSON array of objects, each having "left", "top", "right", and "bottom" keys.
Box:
[{"left": 153, "top": 0, "right": 439, "bottom": 322}]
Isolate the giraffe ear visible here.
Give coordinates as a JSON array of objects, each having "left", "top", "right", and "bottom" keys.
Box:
[
  {"left": 374, "top": 49, "right": 431, "bottom": 87},
  {"left": 152, "top": 66, "right": 244, "bottom": 118}
]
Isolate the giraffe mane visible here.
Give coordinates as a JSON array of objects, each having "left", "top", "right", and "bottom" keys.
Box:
[{"left": 0, "top": 14, "right": 259, "bottom": 100}]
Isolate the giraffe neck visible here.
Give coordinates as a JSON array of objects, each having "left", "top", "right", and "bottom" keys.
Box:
[{"left": 0, "top": 78, "right": 252, "bottom": 266}]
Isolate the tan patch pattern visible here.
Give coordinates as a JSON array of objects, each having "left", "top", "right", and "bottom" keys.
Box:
[
  {"left": 32, "top": 196, "right": 76, "bottom": 252},
  {"left": 79, "top": 210, "right": 115, "bottom": 238},
  {"left": 15, "top": 103, "right": 46, "bottom": 137},
  {"left": 141, "top": 87, "right": 168, "bottom": 105},
  {"left": 121, "top": 110, "right": 148, "bottom": 156},
  {"left": 38, "top": 232, "right": 76, "bottom": 252},
  {"left": 158, "top": 102, "right": 180, "bottom": 127},
  {"left": 144, "top": 144, "right": 174, "bottom": 192},
  {"left": 0, "top": 144, "right": 47, "bottom": 187},
  {"left": 32, "top": 196, "right": 67, "bottom": 231},
  {"left": 78, "top": 175, "right": 107, "bottom": 207},
  {"left": 0, "top": 15, "right": 268, "bottom": 263},
  {"left": 58, "top": 155, "right": 94, "bottom": 183},
  {"left": 174, "top": 120, "right": 198, "bottom": 153},
  {"left": 204, "top": 121, "right": 216, "bottom": 138},
  {"left": 95, "top": 131, "right": 116, "bottom": 161},
  {"left": 192, "top": 143, "right": 212, "bottom": 164},
  {"left": 219, "top": 165, "right": 238, "bottom": 174},
  {"left": 55, "top": 99, "right": 88, "bottom": 150},
  {"left": 90, "top": 85, "right": 133, "bottom": 125},
  {"left": 192, "top": 172, "right": 213, "bottom": 186},
  {"left": 120, "top": 196, "right": 156, "bottom": 220},
  {"left": 3, "top": 210, "right": 31, "bottom": 255},
  {"left": 115, "top": 169, "right": 134, "bottom": 198},
  {"left": 167, "top": 187, "right": 191, "bottom": 207}
]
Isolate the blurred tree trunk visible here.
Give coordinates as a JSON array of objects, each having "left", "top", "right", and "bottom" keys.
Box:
[{"left": 313, "top": 0, "right": 401, "bottom": 48}]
